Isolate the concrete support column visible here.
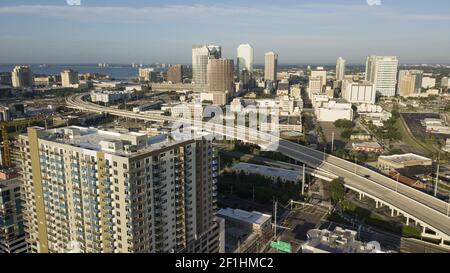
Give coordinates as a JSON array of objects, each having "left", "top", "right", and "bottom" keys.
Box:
[
  {"left": 406, "top": 217, "right": 410, "bottom": 226},
  {"left": 391, "top": 209, "right": 395, "bottom": 217},
  {"left": 359, "top": 193, "right": 363, "bottom": 200},
  {"left": 375, "top": 201, "right": 380, "bottom": 209},
  {"left": 397, "top": 210, "right": 401, "bottom": 217}
]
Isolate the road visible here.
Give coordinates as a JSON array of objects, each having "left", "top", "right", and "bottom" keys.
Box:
[
  {"left": 66, "top": 93, "right": 450, "bottom": 242},
  {"left": 276, "top": 205, "right": 329, "bottom": 253}
]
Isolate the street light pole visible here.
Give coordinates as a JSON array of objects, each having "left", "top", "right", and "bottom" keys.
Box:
[
  {"left": 331, "top": 132, "right": 335, "bottom": 154},
  {"left": 396, "top": 173, "right": 400, "bottom": 192},
  {"left": 447, "top": 197, "right": 450, "bottom": 217},
  {"left": 354, "top": 158, "right": 358, "bottom": 174},
  {"left": 434, "top": 151, "right": 440, "bottom": 197},
  {"left": 302, "top": 164, "right": 306, "bottom": 196}
]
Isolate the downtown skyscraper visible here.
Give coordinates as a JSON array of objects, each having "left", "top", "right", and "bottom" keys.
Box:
[
  {"left": 12, "top": 65, "right": 33, "bottom": 88},
  {"left": 18, "top": 126, "right": 222, "bottom": 253},
  {"left": 264, "top": 52, "right": 278, "bottom": 82},
  {"left": 336, "top": 57, "right": 346, "bottom": 82},
  {"left": 192, "top": 45, "right": 222, "bottom": 92},
  {"left": 207, "top": 59, "right": 235, "bottom": 105},
  {"left": 397, "top": 70, "right": 423, "bottom": 97},
  {"left": 365, "top": 56, "right": 399, "bottom": 97},
  {"left": 237, "top": 44, "right": 254, "bottom": 80}
]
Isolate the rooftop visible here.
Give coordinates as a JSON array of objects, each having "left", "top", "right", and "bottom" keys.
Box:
[
  {"left": 217, "top": 208, "right": 272, "bottom": 226},
  {"left": 378, "top": 153, "right": 432, "bottom": 164},
  {"left": 302, "top": 227, "right": 385, "bottom": 253},
  {"left": 31, "top": 126, "right": 208, "bottom": 158}
]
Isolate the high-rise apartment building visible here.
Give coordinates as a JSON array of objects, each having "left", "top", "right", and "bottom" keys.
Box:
[
  {"left": 237, "top": 44, "right": 254, "bottom": 79},
  {"left": 397, "top": 70, "right": 423, "bottom": 97},
  {"left": 18, "top": 126, "right": 220, "bottom": 253},
  {"left": 207, "top": 59, "right": 235, "bottom": 105},
  {"left": 192, "top": 45, "right": 222, "bottom": 92},
  {"left": 12, "top": 66, "right": 33, "bottom": 88},
  {"left": 264, "top": 52, "right": 278, "bottom": 82},
  {"left": 336, "top": 57, "right": 346, "bottom": 82},
  {"left": 61, "top": 69, "right": 79, "bottom": 87},
  {"left": 365, "top": 56, "right": 399, "bottom": 97},
  {"left": 139, "top": 68, "right": 157, "bottom": 82},
  {"left": 167, "top": 65, "right": 183, "bottom": 84},
  {"left": 0, "top": 177, "right": 27, "bottom": 253}
]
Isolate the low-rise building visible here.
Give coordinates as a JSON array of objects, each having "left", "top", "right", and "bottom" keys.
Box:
[
  {"left": 422, "top": 77, "right": 436, "bottom": 89},
  {"left": 217, "top": 208, "right": 272, "bottom": 253},
  {"left": 302, "top": 227, "right": 385, "bottom": 253},
  {"left": 351, "top": 142, "right": 383, "bottom": 153},
  {"left": 316, "top": 100, "right": 353, "bottom": 122},
  {"left": 422, "top": 118, "right": 450, "bottom": 135},
  {"left": 377, "top": 153, "right": 432, "bottom": 171},
  {"left": 342, "top": 81, "right": 376, "bottom": 104},
  {"left": 350, "top": 134, "right": 372, "bottom": 141},
  {"left": 90, "top": 90, "right": 135, "bottom": 104}
]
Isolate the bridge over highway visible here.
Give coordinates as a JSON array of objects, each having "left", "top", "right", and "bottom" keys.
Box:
[{"left": 66, "top": 93, "right": 450, "bottom": 247}]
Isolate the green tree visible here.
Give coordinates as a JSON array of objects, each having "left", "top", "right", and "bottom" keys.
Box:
[
  {"left": 334, "top": 119, "right": 354, "bottom": 129},
  {"left": 330, "top": 179, "right": 345, "bottom": 205}
]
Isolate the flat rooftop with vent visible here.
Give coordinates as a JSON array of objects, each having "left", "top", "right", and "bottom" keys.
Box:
[{"left": 27, "top": 126, "right": 209, "bottom": 157}]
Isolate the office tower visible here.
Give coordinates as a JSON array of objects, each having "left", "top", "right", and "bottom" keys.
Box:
[
  {"left": 237, "top": 44, "right": 254, "bottom": 79},
  {"left": 397, "top": 70, "right": 423, "bottom": 97},
  {"left": 336, "top": 57, "right": 346, "bottom": 82},
  {"left": 239, "top": 69, "right": 251, "bottom": 89},
  {"left": 18, "top": 126, "right": 220, "bottom": 253},
  {"left": 365, "top": 56, "right": 399, "bottom": 97},
  {"left": 342, "top": 81, "right": 376, "bottom": 104},
  {"left": 61, "top": 69, "right": 79, "bottom": 87},
  {"left": 192, "top": 45, "right": 222, "bottom": 92},
  {"left": 139, "top": 68, "right": 157, "bottom": 82},
  {"left": 167, "top": 65, "right": 183, "bottom": 83},
  {"left": 0, "top": 177, "right": 27, "bottom": 253},
  {"left": 308, "top": 77, "right": 323, "bottom": 98},
  {"left": 264, "top": 52, "right": 278, "bottom": 82},
  {"left": 12, "top": 65, "right": 33, "bottom": 88},
  {"left": 311, "top": 70, "right": 327, "bottom": 90},
  {"left": 207, "top": 59, "right": 235, "bottom": 105}
]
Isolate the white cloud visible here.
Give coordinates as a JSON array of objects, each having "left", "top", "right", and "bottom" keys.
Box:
[{"left": 0, "top": 3, "right": 448, "bottom": 24}]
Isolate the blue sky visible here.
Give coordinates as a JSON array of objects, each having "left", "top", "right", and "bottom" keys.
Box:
[{"left": 1, "top": 0, "right": 450, "bottom": 65}]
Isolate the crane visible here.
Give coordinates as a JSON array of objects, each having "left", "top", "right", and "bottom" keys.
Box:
[{"left": 0, "top": 114, "right": 47, "bottom": 168}]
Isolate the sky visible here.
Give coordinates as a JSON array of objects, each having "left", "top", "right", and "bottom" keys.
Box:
[{"left": 0, "top": 0, "right": 450, "bottom": 65}]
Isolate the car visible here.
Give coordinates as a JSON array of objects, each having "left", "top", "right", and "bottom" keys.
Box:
[{"left": 364, "top": 175, "right": 371, "bottom": 179}]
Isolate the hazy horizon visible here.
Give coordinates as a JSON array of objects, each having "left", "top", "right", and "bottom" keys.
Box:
[{"left": 1, "top": 0, "right": 450, "bottom": 64}]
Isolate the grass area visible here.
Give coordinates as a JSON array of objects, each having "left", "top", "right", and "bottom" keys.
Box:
[
  {"left": 395, "top": 118, "right": 433, "bottom": 156},
  {"left": 339, "top": 200, "right": 422, "bottom": 239}
]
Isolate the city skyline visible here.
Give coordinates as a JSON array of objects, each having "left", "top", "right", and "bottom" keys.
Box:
[{"left": 0, "top": 0, "right": 450, "bottom": 64}]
